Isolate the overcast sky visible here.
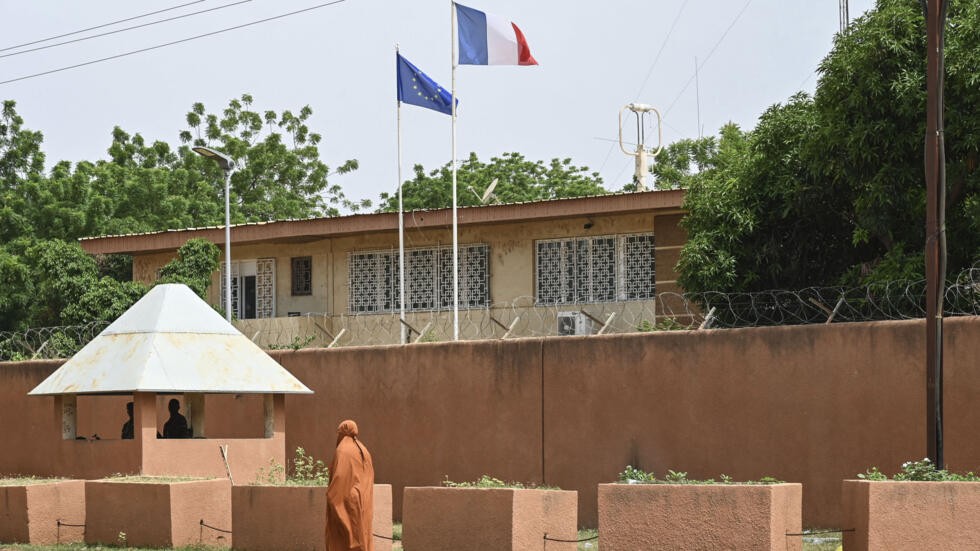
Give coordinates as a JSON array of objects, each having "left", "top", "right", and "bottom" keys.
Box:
[{"left": 1, "top": 0, "right": 875, "bottom": 211}]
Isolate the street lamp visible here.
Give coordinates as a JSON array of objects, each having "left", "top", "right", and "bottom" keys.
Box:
[{"left": 193, "top": 146, "right": 235, "bottom": 322}]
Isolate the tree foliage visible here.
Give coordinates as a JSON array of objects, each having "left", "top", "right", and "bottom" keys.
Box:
[
  {"left": 0, "top": 94, "right": 357, "bottom": 329},
  {"left": 157, "top": 238, "right": 220, "bottom": 298},
  {"left": 676, "top": 0, "right": 980, "bottom": 293},
  {"left": 377, "top": 152, "right": 606, "bottom": 212}
]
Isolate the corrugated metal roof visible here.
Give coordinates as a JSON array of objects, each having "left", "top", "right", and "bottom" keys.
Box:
[
  {"left": 77, "top": 189, "right": 682, "bottom": 241},
  {"left": 29, "top": 284, "right": 313, "bottom": 396}
]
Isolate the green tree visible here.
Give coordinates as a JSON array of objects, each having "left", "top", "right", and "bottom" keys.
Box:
[
  {"left": 0, "top": 95, "right": 358, "bottom": 328},
  {"left": 157, "top": 238, "right": 220, "bottom": 298},
  {"left": 377, "top": 152, "right": 606, "bottom": 212},
  {"left": 61, "top": 278, "right": 148, "bottom": 326},
  {"left": 180, "top": 94, "right": 364, "bottom": 221},
  {"left": 0, "top": 248, "right": 33, "bottom": 331},
  {"left": 24, "top": 239, "right": 100, "bottom": 327},
  {"left": 649, "top": 136, "right": 718, "bottom": 191},
  {"left": 677, "top": 0, "right": 980, "bottom": 293},
  {"left": 812, "top": 0, "right": 980, "bottom": 283},
  {"left": 0, "top": 100, "right": 46, "bottom": 243}
]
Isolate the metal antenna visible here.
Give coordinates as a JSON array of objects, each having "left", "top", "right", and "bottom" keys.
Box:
[{"left": 618, "top": 103, "right": 663, "bottom": 191}]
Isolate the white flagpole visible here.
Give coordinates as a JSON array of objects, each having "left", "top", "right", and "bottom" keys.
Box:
[
  {"left": 450, "top": 1, "right": 459, "bottom": 341},
  {"left": 397, "top": 44, "right": 407, "bottom": 344}
]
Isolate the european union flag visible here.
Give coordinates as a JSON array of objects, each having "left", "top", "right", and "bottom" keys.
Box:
[{"left": 397, "top": 53, "right": 457, "bottom": 115}]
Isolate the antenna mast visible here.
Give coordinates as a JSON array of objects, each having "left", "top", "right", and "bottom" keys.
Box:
[{"left": 619, "top": 103, "right": 663, "bottom": 191}]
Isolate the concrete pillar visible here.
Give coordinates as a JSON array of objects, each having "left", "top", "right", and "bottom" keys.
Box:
[
  {"left": 264, "top": 394, "right": 274, "bottom": 438},
  {"left": 263, "top": 393, "right": 286, "bottom": 438},
  {"left": 185, "top": 393, "right": 206, "bottom": 438},
  {"left": 133, "top": 392, "right": 157, "bottom": 443},
  {"left": 60, "top": 394, "right": 77, "bottom": 440}
]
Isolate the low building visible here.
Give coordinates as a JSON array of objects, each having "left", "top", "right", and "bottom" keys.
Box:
[{"left": 79, "top": 190, "right": 688, "bottom": 347}]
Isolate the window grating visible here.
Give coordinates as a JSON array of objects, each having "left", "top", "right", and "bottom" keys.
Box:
[
  {"left": 291, "top": 257, "right": 312, "bottom": 296},
  {"left": 348, "top": 244, "right": 489, "bottom": 314},
  {"left": 535, "top": 233, "right": 655, "bottom": 305}
]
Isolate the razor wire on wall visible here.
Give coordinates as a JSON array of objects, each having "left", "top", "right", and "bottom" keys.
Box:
[{"left": 2, "top": 262, "right": 978, "bottom": 360}]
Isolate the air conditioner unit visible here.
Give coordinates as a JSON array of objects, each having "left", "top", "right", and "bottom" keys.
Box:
[{"left": 557, "top": 311, "right": 593, "bottom": 336}]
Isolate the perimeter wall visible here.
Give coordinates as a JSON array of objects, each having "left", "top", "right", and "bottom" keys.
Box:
[{"left": 3, "top": 316, "right": 979, "bottom": 528}]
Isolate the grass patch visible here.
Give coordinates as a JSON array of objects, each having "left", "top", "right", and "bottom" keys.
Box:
[
  {"left": 102, "top": 475, "right": 211, "bottom": 483},
  {"left": 577, "top": 528, "right": 599, "bottom": 550},
  {"left": 0, "top": 476, "right": 67, "bottom": 486},
  {"left": 441, "top": 474, "right": 560, "bottom": 490},
  {"left": 0, "top": 545, "right": 221, "bottom": 550},
  {"left": 800, "top": 529, "right": 844, "bottom": 551}
]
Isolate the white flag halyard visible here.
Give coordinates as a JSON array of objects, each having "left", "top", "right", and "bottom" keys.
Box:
[{"left": 449, "top": 2, "right": 536, "bottom": 340}]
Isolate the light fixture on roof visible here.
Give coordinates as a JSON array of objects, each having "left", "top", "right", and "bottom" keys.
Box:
[{"left": 193, "top": 146, "right": 236, "bottom": 321}]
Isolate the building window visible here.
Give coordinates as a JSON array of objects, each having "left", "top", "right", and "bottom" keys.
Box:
[
  {"left": 535, "top": 233, "right": 654, "bottom": 305},
  {"left": 291, "top": 257, "right": 312, "bottom": 296},
  {"left": 348, "top": 244, "right": 489, "bottom": 314}
]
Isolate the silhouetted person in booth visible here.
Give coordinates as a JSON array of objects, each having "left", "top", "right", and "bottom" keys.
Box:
[
  {"left": 121, "top": 401, "right": 134, "bottom": 439},
  {"left": 163, "top": 398, "right": 190, "bottom": 438},
  {"left": 325, "top": 419, "right": 374, "bottom": 551}
]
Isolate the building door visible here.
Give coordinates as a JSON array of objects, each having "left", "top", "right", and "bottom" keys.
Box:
[
  {"left": 221, "top": 258, "right": 276, "bottom": 319},
  {"left": 243, "top": 275, "right": 257, "bottom": 319}
]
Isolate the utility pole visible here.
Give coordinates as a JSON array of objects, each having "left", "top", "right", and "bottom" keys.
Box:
[
  {"left": 839, "top": 0, "right": 849, "bottom": 33},
  {"left": 924, "top": 0, "right": 947, "bottom": 468}
]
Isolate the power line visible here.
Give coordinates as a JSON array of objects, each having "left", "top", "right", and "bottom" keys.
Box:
[
  {"left": 0, "top": 0, "right": 206, "bottom": 53},
  {"left": 633, "top": 0, "right": 689, "bottom": 101},
  {"left": 599, "top": 1, "right": 689, "bottom": 177},
  {"left": 663, "top": 0, "right": 754, "bottom": 119},
  {"left": 0, "top": 0, "right": 347, "bottom": 87},
  {"left": 0, "top": 0, "right": 253, "bottom": 60}
]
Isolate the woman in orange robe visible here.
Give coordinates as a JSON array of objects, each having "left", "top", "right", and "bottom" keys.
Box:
[{"left": 326, "top": 419, "right": 374, "bottom": 551}]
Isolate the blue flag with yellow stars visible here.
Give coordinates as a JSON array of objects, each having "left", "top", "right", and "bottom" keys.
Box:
[{"left": 397, "top": 53, "right": 456, "bottom": 115}]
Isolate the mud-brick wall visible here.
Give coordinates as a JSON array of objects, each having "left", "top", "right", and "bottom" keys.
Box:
[
  {"left": 3, "top": 317, "right": 980, "bottom": 527},
  {"left": 277, "top": 317, "right": 980, "bottom": 527}
]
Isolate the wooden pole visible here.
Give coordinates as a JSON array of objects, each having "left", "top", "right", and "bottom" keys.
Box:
[{"left": 924, "top": 0, "right": 946, "bottom": 468}]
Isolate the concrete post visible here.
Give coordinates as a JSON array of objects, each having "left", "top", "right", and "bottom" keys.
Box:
[
  {"left": 185, "top": 393, "right": 206, "bottom": 438},
  {"left": 60, "top": 394, "right": 77, "bottom": 440}
]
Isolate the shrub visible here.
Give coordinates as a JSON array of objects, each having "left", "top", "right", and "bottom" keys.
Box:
[
  {"left": 858, "top": 458, "right": 980, "bottom": 482},
  {"left": 254, "top": 447, "right": 330, "bottom": 486},
  {"left": 441, "top": 474, "right": 558, "bottom": 490},
  {"left": 616, "top": 465, "right": 783, "bottom": 485}
]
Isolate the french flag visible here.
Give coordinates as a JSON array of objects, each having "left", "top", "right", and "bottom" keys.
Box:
[{"left": 455, "top": 3, "right": 537, "bottom": 66}]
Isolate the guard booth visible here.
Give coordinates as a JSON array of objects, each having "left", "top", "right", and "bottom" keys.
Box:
[{"left": 29, "top": 284, "right": 313, "bottom": 482}]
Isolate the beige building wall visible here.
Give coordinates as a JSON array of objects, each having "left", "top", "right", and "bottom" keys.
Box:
[
  {"left": 127, "top": 210, "right": 684, "bottom": 345},
  {"left": 134, "top": 213, "right": 670, "bottom": 310}
]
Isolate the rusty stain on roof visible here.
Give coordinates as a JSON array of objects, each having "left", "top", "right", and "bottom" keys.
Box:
[{"left": 29, "top": 284, "right": 313, "bottom": 396}]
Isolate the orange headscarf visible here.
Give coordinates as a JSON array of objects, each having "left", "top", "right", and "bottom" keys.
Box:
[{"left": 326, "top": 420, "right": 374, "bottom": 551}]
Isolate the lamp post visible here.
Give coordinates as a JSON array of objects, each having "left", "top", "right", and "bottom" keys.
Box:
[{"left": 192, "top": 146, "right": 235, "bottom": 322}]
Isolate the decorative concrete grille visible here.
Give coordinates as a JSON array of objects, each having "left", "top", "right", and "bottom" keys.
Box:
[
  {"left": 408, "top": 249, "right": 437, "bottom": 311},
  {"left": 220, "top": 262, "right": 240, "bottom": 316},
  {"left": 440, "top": 245, "right": 489, "bottom": 309},
  {"left": 348, "top": 244, "right": 489, "bottom": 314},
  {"left": 536, "top": 233, "right": 654, "bottom": 305},
  {"left": 621, "top": 234, "right": 656, "bottom": 300},
  {"left": 349, "top": 252, "right": 387, "bottom": 313},
  {"left": 256, "top": 258, "right": 276, "bottom": 318}
]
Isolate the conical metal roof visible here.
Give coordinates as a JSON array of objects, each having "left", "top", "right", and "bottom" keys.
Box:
[{"left": 29, "top": 284, "right": 313, "bottom": 395}]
